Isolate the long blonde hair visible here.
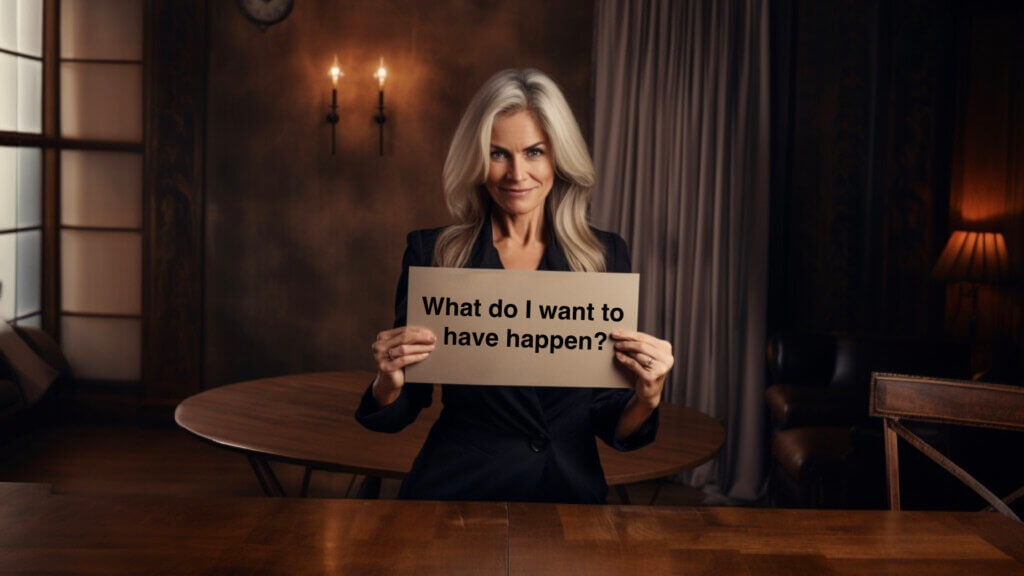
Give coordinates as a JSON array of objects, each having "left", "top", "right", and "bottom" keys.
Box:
[{"left": 433, "top": 69, "right": 606, "bottom": 272}]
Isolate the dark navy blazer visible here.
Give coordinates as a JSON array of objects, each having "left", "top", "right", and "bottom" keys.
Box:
[{"left": 356, "top": 216, "right": 659, "bottom": 503}]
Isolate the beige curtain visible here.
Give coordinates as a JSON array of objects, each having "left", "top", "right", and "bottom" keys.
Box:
[{"left": 592, "top": 0, "right": 770, "bottom": 501}]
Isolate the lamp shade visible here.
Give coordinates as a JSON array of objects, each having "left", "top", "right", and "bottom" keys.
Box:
[{"left": 932, "top": 230, "right": 1010, "bottom": 284}]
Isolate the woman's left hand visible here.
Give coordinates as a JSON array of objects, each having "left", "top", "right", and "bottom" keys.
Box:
[{"left": 611, "top": 330, "right": 673, "bottom": 409}]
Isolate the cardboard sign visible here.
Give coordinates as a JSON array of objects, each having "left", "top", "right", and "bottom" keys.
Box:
[{"left": 405, "top": 266, "right": 639, "bottom": 388}]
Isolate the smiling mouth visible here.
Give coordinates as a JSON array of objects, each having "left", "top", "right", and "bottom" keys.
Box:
[{"left": 500, "top": 187, "right": 534, "bottom": 194}]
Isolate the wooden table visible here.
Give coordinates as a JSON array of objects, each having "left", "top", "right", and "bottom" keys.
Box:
[
  {"left": 174, "top": 372, "right": 725, "bottom": 500},
  {"left": 2, "top": 484, "right": 1023, "bottom": 575}
]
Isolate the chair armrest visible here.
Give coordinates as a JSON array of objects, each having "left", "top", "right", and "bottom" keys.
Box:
[{"left": 766, "top": 383, "right": 866, "bottom": 431}]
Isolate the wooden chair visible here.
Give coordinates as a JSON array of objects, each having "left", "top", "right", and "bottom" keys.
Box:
[{"left": 869, "top": 373, "right": 1024, "bottom": 522}]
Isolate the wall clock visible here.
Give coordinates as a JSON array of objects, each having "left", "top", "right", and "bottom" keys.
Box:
[{"left": 237, "top": 0, "right": 294, "bottom": 30}]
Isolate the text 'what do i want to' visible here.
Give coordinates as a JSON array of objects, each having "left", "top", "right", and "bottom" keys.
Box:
[{"left": 422, "top": 297, "right": 624, "bottom": 322}]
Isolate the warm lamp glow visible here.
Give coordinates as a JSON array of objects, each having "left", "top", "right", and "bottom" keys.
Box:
[
  {"left": 329, "top": 56, "right": 342, "bottom": 86},
  {"left": 374, "top": 57, "right": 387, "bottom": 89},
  {"left": 932, "top": 230, "right": 1010, "bottom": 284}
]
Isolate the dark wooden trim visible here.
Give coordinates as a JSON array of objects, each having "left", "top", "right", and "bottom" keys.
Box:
[
  {"left": 0, "top": 47, "right": 43, "bottom": 60},
  {"left": 42, "top": 0, "right": 59, "bottom": 339},
  {"left": 69, "top": 378, "right": 142, "bottom": 389},
  {"left": 0, "top": 225, "right": 43, "bottom": 234},
  {"left": 60, "top": 311, "right": 142, "bottom": 319},
  {"left": 141, "top": 0, "right": 151, "bottom": 406},
  {"left": 58, "top": 139, "right": 144, "bottom": 152},
  {"left": 0, "top": 132, "right": 143, "bottom": 151},
  {"left": 0, "top": 132, "right": 51, "bottom": 146},
  {"left": 60, "top": 225, "right": 143, "bottom": 233},
  {"left": 58, "top": 58, "right": 143, "bottom": 65},
  {"left": 142, "top": 0, "right": 205, "bottom": 403}
]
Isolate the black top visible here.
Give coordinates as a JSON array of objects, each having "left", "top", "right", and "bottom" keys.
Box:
[{"left": 356, "top": 216, "right": 659, "bottom": 503}]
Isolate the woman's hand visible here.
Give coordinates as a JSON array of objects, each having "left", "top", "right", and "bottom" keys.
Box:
[
  {"left": 611, "top": 330, "right": 673, "bottom": 409},
  {"left": 371, "top": 326, "right": 436, "bottom": 407}
]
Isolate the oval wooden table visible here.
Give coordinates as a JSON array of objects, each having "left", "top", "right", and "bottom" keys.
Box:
[{"left": 175, "top": 371, "right": 724, "bottom": 502}]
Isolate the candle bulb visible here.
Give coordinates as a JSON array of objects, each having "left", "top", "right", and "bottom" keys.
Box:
[
  {"left": 373, "top": 57, "right": 388, "bottom": 156},
  {"left": 326, "top": 56, "right": 342, "bottom": 155},
  {"left": 329, "top": 56, "right": 342, "bottom": 107},
  {"left": 374, "top": 57, "right": 387, "bottom": 90},
  {"left": 330, "top": 56, "right": 342, "bottom": 86}
]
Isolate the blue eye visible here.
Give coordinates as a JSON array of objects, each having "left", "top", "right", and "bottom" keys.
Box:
[
  {"left": 490, "top": 150, "right": 508, "bottom": 160},
  {"left": 526, "top": 148, "right": 544, "bottom": 157}
]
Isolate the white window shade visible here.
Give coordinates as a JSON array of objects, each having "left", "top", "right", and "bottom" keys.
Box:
[
  {"left": 0, "top": 0, "right": 43, "bottom": 134},
  {"left": 0, "top": 1, "right": 15, "bottom": 52},
  {"left": 16, "top": 0, "right": 42, "bottom": 57},
  {"left": 60, "top": 62, "right": 143, "bottom": 142},
  {"left": 16, "top": 56, "right": 41, "bottom": 133},
  {"left": 0, "top": 147, "right": 15, "bottom": 231},
  {"left": 60, "top": 0, "right": 143, "bottom": 61},
  {"left": 0, "top": 53, "right": 16, "bottom": 132},
  {"left": 0, "top": 233, "right": 14, "bottom": 320},
  {"left": 61, "top": 230, "right": 141, "bottom": 315},
  {"left": 17, "top": 147, "right": 41, "bottom": 228},
  {"left": 60, "top": 316, "right": 141, "bottom": 381},
  {"left": 61, "top": 150, "right": 142, "bottom": 228},
  {"left": 0, "top": 0, "right": 43, "bottom": 56},
  {"left": 15, "top": 229, "right": 40, "bottom": 316}
]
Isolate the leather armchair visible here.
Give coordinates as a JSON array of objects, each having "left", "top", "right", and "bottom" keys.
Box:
[{"left": 765, "top": 333, "right": 972, "bottom": 508}]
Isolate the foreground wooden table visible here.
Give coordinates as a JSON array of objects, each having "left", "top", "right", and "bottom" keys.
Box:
[
  {"left": 175, "top": 371, "right": 725, "bottom": 499},
  {"left": 1, "top": 485, "right": 1022, "bottom": 575}
]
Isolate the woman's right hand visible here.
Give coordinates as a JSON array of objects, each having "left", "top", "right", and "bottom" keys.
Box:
[{"left": 371, "top": 326, "right": 437, "bottom": 407}]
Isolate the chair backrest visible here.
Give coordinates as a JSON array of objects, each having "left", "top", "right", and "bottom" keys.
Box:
[
  {"left": 870, "top": 373, "right": 1024, "bottom": 432},
  {"left": 870, "top": 373, "right": 1024, "bottom": 521}
]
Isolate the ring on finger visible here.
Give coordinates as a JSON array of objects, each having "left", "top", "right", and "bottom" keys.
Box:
[
  {"left": 641, "top": 354, "right": 655, "bottom": 369},
  {"left": 386, "top": 348, "right": 394, "bottom": 362}
]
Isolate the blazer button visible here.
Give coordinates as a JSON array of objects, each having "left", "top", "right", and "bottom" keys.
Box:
[{"left": 529, "top": 436, "right": 549, "bottom": 453}]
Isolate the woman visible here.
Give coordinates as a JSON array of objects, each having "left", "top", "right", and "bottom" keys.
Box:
[{"left": 356, "top": 69, "right": 673, "bottom": 503}]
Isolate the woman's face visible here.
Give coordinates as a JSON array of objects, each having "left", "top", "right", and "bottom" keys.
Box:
[{"left": 484, "top": 109, "right": 555, "bottom": 220}]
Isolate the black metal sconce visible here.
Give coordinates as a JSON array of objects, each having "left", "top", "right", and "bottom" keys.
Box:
[
  {"left": 326, "top": 57, "right": 342, "bottom": 155},
  {"left": 373, "top": 57, "right": 387, "bottom": 156}
]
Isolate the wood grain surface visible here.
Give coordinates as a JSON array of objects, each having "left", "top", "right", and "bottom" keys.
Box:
[
  {"left": 0, "top": 492, "right": 507, "bottom": 575},
  {"left": 1, "top": 488, "right": 1022, "bottom": 575},
  {"left": 174, "top": 371, "right": 725, "bottom": 485},
  {"left": 507, "top": 505, "right": 1024, "bottom": 575}
]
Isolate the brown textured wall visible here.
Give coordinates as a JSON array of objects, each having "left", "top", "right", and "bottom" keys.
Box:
[{"left": 204, "top": 1, "right": 594, "bottom": 387}]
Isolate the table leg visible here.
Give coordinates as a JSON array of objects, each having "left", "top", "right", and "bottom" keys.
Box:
[
  {"left": 301, "top": 467, "right": 313, "bottom": 497},
  {"left": 248, "top": 454, "right": 286, "bottom": 497},
  {"left": 648, "top": 478, "right": 665, "bottom": 506},
  {"left": 356, "top": 475, "right": 382, "bottom": 499},
  {"left": 616, "top": 485, "right": 631, "bottom": 505},
  {"left": 344, "top": 474, "right": 358, "bottom": 498}
]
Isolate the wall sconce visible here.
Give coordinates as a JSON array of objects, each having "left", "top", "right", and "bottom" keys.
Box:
[
  {"left": 373, "top": 57, "right": 388, "bottom": 156},
  {"left": 326, "top": 56, "right": 343, "bottom": 155}
]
